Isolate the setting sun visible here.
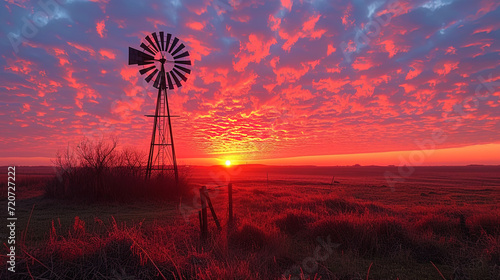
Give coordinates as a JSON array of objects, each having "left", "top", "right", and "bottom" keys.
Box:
[{"left": 225, "top": 160, "right": 231, "bottom": 167}]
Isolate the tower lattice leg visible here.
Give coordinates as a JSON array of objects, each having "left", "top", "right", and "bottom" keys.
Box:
[{"left": 145, "top": 86, "right": 179, "bottom": 183}]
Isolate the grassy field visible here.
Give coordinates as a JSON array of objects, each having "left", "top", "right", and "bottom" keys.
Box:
[{"left": 1, "top": 165, "right": 499, "bottom": 279}]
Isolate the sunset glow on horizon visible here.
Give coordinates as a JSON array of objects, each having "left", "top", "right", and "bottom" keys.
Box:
[{"left": 1, "top": 0, "right": 500, "bottom": 166}]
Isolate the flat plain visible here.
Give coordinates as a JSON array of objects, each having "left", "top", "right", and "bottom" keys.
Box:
[{"left": 1, "top": 165, "right": 499, "bottom": 279}]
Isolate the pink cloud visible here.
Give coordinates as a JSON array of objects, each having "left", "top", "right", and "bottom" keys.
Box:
[
  {"left": 341, "top": 3, "right": 355, "bottom": 28},
  {"left": 183, "top": 36, "right": 213, "bottom": 62},
  {"left": 278, "top": 14, "right": 326, "bottom": 51},
  {"left": 351, "top": 75, "right": 390, "bottom": 98},
  {"left": 5, "top": 58, "right": 34, "bottom": 74},
  {"left": 352, "top": 56, "right": 378, "bottom": 71},
  {"left": 400, "top": 83, "right": 416, "bottom": 93},
  {"left": 406, "top": 60, "right": 423, "bottom": 80},
  {"left": 434, "top": 61, "right": 459, "bottom": 76},
  {"left": 282, "top": 85, "right": 314, "bottom": 103},
  {"left": 281, "top": 0, "right": 293, "bottom": 11},
  {"left": 313, "top": 77, "right": 349, "bottom": 93},
  {"left": 67, "top": 42, "right": 96, "bottom": 56},
  {"left": 268, "top": 14, "right": 281, "bottom": 31},
  {"left": 186, "top": 21, "right": 205, "bottom": 31},
  {"left": 120, "top": 66, "right": 138, "bottom": 83},
  {"left": 379, "top": 40, "right": 408, "bottom": 58},
  {"left": 99, "top": 49, "right": 116, "bottom": 59},
  {"left": 21, "top": 103, "right": 30, "bottom": 114},
  {"left": 96, "top": 20, "right": 106, "bottom": 38},
  {"left": 233, "top": 34, "right": 276, "bottom": 72},
  {"left": 327, "top": 44, "right": 336, "bottom": 56}
]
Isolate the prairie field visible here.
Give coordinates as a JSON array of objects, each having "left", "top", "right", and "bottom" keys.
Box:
[{"left": 1, "top": 165, "right": 499, "bottom": 279}]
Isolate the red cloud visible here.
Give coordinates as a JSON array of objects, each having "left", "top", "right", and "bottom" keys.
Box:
[
  {"left": 282, "top": 85, "right": 314, "bottom": 103},
  {"left": 198, "top": 67, "right": 229, "bottom": 88},
  {"left": 400, "top": 83, "right": 416, "bottom": 93},
  {"left": 183, "top": 36, "right": 213, "bottom": 62},
  {"left": 341, "top": 3, "right": 355, "bottom": 28},
  {"left": 313, "top": 77, "right": 349, "bottom": 93},
  {"left": 352, "top": 56, "right": 378, "bottom": 71},
  {"left": 65, "top": 70, "right": 100, "bottom": 109},
  {"left": 281, "top": 0, "right": 293, "bottom": 11},
  {"left": 379, "top": 40, "right": 408, "bottom": 58},
  {"left": 111, "top": 96, "right": 145, "bottom": 118},
  {"left": 96, "top": 20, "right": 106, "bottom": 38},
  {"left": 351, "top": 75, "right": 390, "bottom": 98},
  {"left": 273, "top": 60, "right": 319, "bottom": 85},
  {"left": 433, "top": 61, "right": 459, "bottom": 76},
  {"left": 406, "top": 60, "right": 423, "bottom": 80},
  {"left": 327, "top": 44, "right": 336, "bottom": 56},
  {"left": 99, "top": 49, "right": 116, "bottom": 59},
  {"left": 67, "top": 42, "right": 96, "bottom": 56},
  {"left": 120, "top": 66, "right": 138, "bottom": 83},
  {"left": 268, "top": 14, "right": 281, "bottom": 31},
  {"left": 278, "top": 14, "right": 326, "bottom": 51},
  {"left": 186, "top": 21, "right": 205, "bottom": 31},
  {"left": 5, "top": 58, "right": 34, "bottom": 74},
  {"left": 233, "top": 34, "right": 276, "bottom": 72}
]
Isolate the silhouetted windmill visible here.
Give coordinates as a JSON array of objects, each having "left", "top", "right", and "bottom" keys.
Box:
[{"left": 128, "top": 32, "right": 191, "bottom": 181}]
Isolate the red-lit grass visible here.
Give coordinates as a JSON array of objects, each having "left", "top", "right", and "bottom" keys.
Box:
[{"left": 3, "top": 167, "right": 500, "bottom": 279}]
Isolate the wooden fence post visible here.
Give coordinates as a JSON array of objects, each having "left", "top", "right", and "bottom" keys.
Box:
[
  {"left": 203, "top": 188, "right": 221, "bottom": 231},
  {"left": 228, "top": 182, "right": 233, "bottom": 226},
  {"left": 200, "top": 186, "right": 208, "bottom": 241}
]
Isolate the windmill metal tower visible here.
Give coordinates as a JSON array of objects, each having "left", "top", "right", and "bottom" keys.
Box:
[{"left": 128, "top": 32, "right": 191, "bottom": 181}]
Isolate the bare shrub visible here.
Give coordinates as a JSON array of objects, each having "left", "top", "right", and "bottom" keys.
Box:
[{"left": 45, "top": 136, "right": 190, "bottom": 201}]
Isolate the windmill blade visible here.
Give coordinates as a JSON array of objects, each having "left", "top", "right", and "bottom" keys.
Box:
[
  {"left": 129, "top": 47, "right": 154, "bottom": 65},
  {"left": 145, "top": 69, "right": 158, "bottom": 83},
  {"left": 159, "top": 31, "right": 164, "bottom": 51},
  {"left": 166, "top": 72, "right": 174, "bottom": 90},
  {"left": 170, "top": 70, "right": 182, "bottom": 87},
  {"left": 173, "top": 51, "right": 190, "bottom": 60},
  {"left": 174, "top": 64, "right": 191, "bottom": 74},
  {"left": 140, "top": 43, "right": 156, "bottom": 55},
  {"left": 139, "top": 65, "right": 156, "bottom": 75},
  {"left": 138, "top": 60, "right": 154, "bottom": 66},
  {"left": 145, "top": 35, "right": 158, "bottom": 52},
  {"left": 171, "top": 43, "right": 185, "bottom": 56},
  {"left": 169, "top": 37, "right": 179, "bottom": 53},
  {"left": 175, "top": 60, "right": 192, "bottom": 65},
  {"left": 152, "top": 32, "right": 162, "bottom": 52},
  {"left": 173, "top": 68, "right": 187, "bottom": 82},
  {"left": 153, "top": 69, "right": 163, "bottom": 88},
  {"left": 165, "top": 33, "right": 172, "bottom": 53}
]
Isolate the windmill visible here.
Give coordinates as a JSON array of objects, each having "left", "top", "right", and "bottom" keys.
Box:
[{"left": 128, "top": 32, "right": 191, "bottom": 181}]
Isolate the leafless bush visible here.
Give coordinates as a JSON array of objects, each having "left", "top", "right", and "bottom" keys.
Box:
[{"left": 46, "top": 136, "right": 188, "bottom": 201}]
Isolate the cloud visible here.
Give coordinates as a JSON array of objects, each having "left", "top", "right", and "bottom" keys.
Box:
[
  {"left": 99, "top": 49, "right": 116, "bottom": 59},
  {"left": 186, "top": 21, "right": 205, "bottom": 30},
  {"left": 281, "top": 0, "right": 293, "bottom": 11},
  {"left": 233, "top": 34, "right": 276, "bottom": 72},
  {"left": 96, "top": 19, "right": 106, "bottom": 38},
  {"left": 278, "top": 14, "right": 326, "bottom": 51},
  {"left": 1, "top": 0, "right": 500, "bottom": 163}
]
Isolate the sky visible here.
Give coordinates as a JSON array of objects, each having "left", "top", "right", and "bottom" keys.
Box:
[{"left": 1, "top": 0, "right": 499, "bottom": 166}]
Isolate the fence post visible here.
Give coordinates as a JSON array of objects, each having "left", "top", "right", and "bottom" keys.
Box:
[
  {"left": 204, "top": 188, "right": 221, "bottom": 231},
  {"left": 228, "top": 182, "right": 233, "bottom": 227},
  {"left": 200, "top": 186, "right": 208, "bottom": 241}
]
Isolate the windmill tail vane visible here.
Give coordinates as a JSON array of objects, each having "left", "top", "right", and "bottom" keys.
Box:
[{"left": 128, "top": 31, "right": 192, "bottom": 182}]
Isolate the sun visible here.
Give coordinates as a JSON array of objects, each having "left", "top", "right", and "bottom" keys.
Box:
[{"left": 225, "top": 160, "right": 231, "bottom": 167}]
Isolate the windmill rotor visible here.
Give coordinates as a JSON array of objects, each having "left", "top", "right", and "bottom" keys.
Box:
[
  {"left": 129, "top": 31, "right": 192, "bottom": 90},
  {"left": 128, "top": 31, "right": 191, "bottom": 181}
]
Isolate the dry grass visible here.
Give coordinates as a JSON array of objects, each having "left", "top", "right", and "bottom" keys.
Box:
[{"left": 1, "top": 165, "right": 499, "bottom": 279}]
